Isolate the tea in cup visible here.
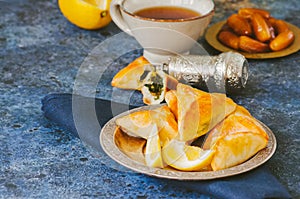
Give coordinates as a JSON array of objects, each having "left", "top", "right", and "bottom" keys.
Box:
[{"left": 110, "top": 0, "right": 215, "bottom": 64}]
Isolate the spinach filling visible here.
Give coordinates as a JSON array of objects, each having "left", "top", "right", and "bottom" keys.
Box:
[{"left": 144, "top": 73, "right": 164, "bottom": 100}]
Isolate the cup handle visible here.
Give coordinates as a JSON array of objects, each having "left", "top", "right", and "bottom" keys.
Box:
[{"left": 110, "top": 0, "right": 133, "bottom": 36}]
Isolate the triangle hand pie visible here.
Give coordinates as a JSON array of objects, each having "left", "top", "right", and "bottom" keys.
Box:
[
  {"left": 203, "top": 106, "right": 269, "bottom": 171},
  {"left": 111, "top": 56, "right": 178, "bottom": 105},
  {"left": 115, "top": 105, "right": 178, "bottom": 146},
  {"left": 171, "top": 83, "right": 237, "bottom": 142},
  {"left": 111, "top": 56, "right": 152, "bottom": 90}
]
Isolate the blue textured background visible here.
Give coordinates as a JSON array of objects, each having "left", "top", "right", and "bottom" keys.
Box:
[{"left": 0, "top": 0, "right": 299, "bottom": 198}]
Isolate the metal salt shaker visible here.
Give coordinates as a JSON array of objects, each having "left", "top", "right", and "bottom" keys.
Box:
[{"left": 158, "top": 52, "right": 249, "bottom": 93}]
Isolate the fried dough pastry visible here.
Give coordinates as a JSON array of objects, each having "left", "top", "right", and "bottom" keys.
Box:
[
  {"left": 203, "top": 106, "right": 269, "bottom": 171},
  {"left": 114, "top": 126, "right": 146, "bottom": 163},
  {"left": 175, "top": 83, "right": 237, "bottom": 142},
  {"left": 111, "top": 56, "right": 152, "bottom": 90},
  {"left": 115, "top": 105, "right": 178, "bottom": 146},
  {"left": 164, "top": 90, "right": 178, "bottom": 120},
  {"left": 112, "top": 56, "right": 178, "bottom": 105}
]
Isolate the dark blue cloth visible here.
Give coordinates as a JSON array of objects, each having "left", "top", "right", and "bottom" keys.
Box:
[{"left": 41, "top": 93, "right": 291, "bottom": 199}]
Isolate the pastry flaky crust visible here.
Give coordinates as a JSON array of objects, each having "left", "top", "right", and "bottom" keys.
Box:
[
  {"left": 111, "top": 56, "right": 152, "bottom": 90},
  {"left": 203, "top": 105, "right": 269, "bottom": 171},
  {"left": 114, "top": 126, "right": 146, "bottom": 164},
  {"left": 115, "top": 105, "right": 178, "bottom": 146},
  {"left": 164, "top": 90, "right": 178, "bottom": 120},
  {"left": 171, "top": 83, "right": 237, "bottom": 142},
  {"left": 111, "top": 56, "right": 178, "bottom": 105}
]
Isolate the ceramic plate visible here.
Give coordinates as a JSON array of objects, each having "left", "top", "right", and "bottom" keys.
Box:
[
  {"left": 205, "top": 20, "right": 300, "bottom": 59},
  {"left": 100, "top": 105, "right": 276, "bottom": 180}
]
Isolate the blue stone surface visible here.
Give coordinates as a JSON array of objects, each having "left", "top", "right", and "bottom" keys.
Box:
[{"left": 0, "top": 0, "right": 299, "bottom": 198}]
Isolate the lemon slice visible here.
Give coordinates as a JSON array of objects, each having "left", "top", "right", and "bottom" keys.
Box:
[
  {"left": 162, "top": 139, "right": 214, "bottom": 171},
  {"left": 58, "top": 0, "right": 112, "bottom": 30},
  {"left": 145, "top": 125, "right": 164, "bottom": 168}
]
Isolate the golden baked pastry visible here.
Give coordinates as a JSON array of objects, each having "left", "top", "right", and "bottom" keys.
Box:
[
  {"left": 111, "top": 56, "right": 178, "bottom": 105},
  {"left": 175, "top": 83, "right": 237, "bottom": 142},
  {"left": 114, "top": 126, "right": 146, "bottom": 163},
  {"left": 115, "top": 105, "right": 178, "bottom": 146},
  {"left": 203, "top": 105, "right": 269, "bottom": 171},
  {"left": 111, "top": 56, "right": 152, "bottom": 90},
  {"left": 164, "top": 90, "right": 178, "bottom": 120}
]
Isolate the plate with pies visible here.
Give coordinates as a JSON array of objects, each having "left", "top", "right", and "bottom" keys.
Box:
[
  {"left": 100, "top": 84, "right": 277, "bottom": 180},
  {"left": 205, "top": 20, "right": 300, "bottom": 59}
]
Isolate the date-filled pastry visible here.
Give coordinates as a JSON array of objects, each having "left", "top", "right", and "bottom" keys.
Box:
[{"left": 203, "top": 106, "right": 269, "bottom": 171}]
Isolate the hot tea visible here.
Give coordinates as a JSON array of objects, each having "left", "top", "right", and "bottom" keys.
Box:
[{"left": 134, "top": 6, "right": 201, "bottom": 20}]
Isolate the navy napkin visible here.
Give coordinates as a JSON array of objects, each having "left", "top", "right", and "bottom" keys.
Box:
[{"left": 41, "top": 93, "right": 291, "bottom": 199}]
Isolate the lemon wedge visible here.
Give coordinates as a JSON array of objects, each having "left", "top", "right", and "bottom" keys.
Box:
[
  {"left": 58, "top": 0, "right": 112, "bottom": 30},
  {"left": 162, "top": 139, "right": 214, "bottom": 171},
  {"left": 145, "top": 125, "right": 164, "bottom": 168}
]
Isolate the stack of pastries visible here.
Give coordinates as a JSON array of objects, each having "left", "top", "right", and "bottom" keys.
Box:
[{"left": 113, "top": 82, "right": 269, "bottom": 171}]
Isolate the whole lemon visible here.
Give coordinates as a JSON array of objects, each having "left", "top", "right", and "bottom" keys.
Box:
[{"left": 58, "top": 0, "right": 112, "bottom": 30}]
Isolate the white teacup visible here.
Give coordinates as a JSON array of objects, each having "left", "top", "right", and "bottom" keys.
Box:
[{"left": 110, "top": 0, "right": 215, "bottom": 64}]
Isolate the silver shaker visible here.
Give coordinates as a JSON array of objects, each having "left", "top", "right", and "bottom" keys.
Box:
[{"left": 158, "top": 52, "right": 249, "bottom": 93}]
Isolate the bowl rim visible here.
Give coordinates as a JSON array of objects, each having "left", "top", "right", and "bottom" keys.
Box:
[{"left": 120, "top": 1, "right": 215, "bottom": 23}]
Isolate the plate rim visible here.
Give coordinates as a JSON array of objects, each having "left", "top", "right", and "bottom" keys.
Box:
[
  {"left": 100, "top": 104, "right": 277, "bottom": 180},
  {"left": 205, "top": 20, "right": 300, "bottom": 59}
]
